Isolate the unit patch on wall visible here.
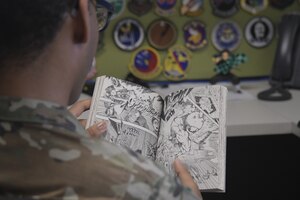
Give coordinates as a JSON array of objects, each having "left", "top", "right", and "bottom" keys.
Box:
[
  {"left": 107, "top": 0, "right": 125, "bottom": 19},
  {"left": 211, "top": 0, "right": 238, "bottom": 18},
  {"left": 129, "top": 47, "right": 162, "bottom": 80},
  {"left": 180, "top": 0, "right": 204, "bottom": 16},
  {"left": 113, "top": 18, "right": 145, "bottom": 51},
  {"left": 155, "top": 0, "right": 177, "bottom": 16},
  {"left": 183, "top": 20, "right": 208, "bottom": 51},
  {"left": 212, "top": 20, "right": 242, "bottom": 51},
  {"left": 147, "top": 18, "right": 178, "bottom": 50},
  {"left": 163, "top": 46, "right": 192, "bottom": 81},
  {"left": 127, "top": 0, "right": 152, "bottom": 16},
  {"left": 244, "top": 17, "right": 274, "bottom": 48},
  {"left": 240, "top": 0, "right": 268, "bottom": 15}
]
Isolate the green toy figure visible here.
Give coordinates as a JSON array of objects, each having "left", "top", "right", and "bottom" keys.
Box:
[{"left": 209, "top": 49, "right": 247, "bottom": 93}]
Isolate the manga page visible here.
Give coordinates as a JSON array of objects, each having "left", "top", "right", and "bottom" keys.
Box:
[
  {"left": 87, "top": 76, "right": 163, "bottom": 160},
  {"left": 155, "top": 85, "right": 227, "bottom": 191}
]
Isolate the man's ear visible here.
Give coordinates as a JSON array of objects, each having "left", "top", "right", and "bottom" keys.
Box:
[{"left": 72, "top": 0, "right": 91, "bottom": 43}]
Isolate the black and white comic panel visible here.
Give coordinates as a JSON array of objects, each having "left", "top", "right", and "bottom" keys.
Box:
[
  {"left": 155, "top": 85, "right": 226, "bottom": 190},
  {"left": 90, "top": 76, "right": 163, "bottom": 160}
]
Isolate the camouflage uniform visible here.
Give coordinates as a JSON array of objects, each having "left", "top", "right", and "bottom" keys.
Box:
[{"left": 0, "top": 96, "right": 199, "bottom": 200}]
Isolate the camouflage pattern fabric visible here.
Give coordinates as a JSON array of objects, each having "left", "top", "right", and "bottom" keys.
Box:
[{"left": 0, "top": 96, "right": 199, "bottom": 199}]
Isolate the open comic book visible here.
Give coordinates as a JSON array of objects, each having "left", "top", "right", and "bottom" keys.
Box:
[{"left": 86, "top": 75, "right": 227, "bottom": 192}]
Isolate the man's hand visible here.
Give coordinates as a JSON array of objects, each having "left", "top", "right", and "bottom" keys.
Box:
[
  {"left": 173, "top": 159, "right": 203, "bottom": 199},
  {"left": 69, "top": 99, "right": 107, "bottom": 137}
]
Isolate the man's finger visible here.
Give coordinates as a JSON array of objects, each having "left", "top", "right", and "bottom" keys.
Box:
[
  {"left": 86, "top": 120, "right": 108, "bottom": 138},
  {"left": 173, "top": 159, "right": 202, "bottom": 199},
  {"left": 69, "top": 99, "right": 91, "bottom": 117}
]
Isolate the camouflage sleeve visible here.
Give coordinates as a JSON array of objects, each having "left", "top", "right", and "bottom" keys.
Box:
[{"left": 0, "top": 122, "right": 200, "bottom": 200}]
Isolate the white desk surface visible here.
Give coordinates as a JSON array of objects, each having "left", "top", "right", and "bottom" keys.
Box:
[
  {"left": 239, "top": 81, "right": 300, "bottom": 137},
  {"left": 79, "top": 80, "right": 300, "bottom": 138},
  {"left": 150, "top": 80, "right": 300, "bottom": 137}
]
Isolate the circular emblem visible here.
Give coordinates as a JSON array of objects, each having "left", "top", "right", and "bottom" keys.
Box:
[
  {"left": 270, "top": 0, "right": 294, "bottom": 9},
  {"left": 180, "top": 0, "right": 204, "bottom": 16},
  {"left": 155, "top": 0, "right": 177, "bottom": 16},
  {"left": 127, "top": 0, "right": 152, "bottom": 16},
  {"left": 211, "top": 0, "right": 238, "bottom": 18},
  {"left": 106, "top": 0, "right": 125, "bottom": 19},
  {"left": 212, "top": 20, "right": 242, "bottom": 51},
  {"left": 245, "top": 17, "right": 274, "bottom": 48},
  {"left": 183, "top": 20, "right": 208, "bottom": 51},
  {"left": 147, "top": 18, "right": 177, "bottom": 50},
  {"left": 240, "top": 0, "right": 268, "bottom": 15},
  {"left": 129, "top": 47, "right": 162, "bottom": 80},
  {"left": 113, "top": 18, "right": 144, "bottom": 51},
  {"left": 163, "top": 45, "right": 192, "bottom": 81}
]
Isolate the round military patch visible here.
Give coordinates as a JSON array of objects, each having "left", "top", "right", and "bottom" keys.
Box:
[
  {"left": 127, "top": 0, "right": 152, "bottom": 16},
  {"left": 113, "top": 18, "right": 145, "bottom": 51},
  {"left": 240, "top": 0, "right": 268, "bottom": 15},
  {"left": 180, "top": 0, "right": 204, "bottom": 17},
  {"left": 270, "top": 0, "right": 294, "bottom": 9},
  {"left": 211, "top": 0, "right": 238, "bottom": 18},
  {"left": 163, "top": 45, "right": 191, "bottom": 81},
  {"left": 183, "top": 20, "right": 208, "bottom": 51},
  {"left": 129, "top": 47, "right": 162, "bottom": 80},
  {"left": 245, "top": 16, "right": 274, "bottom": 48},
  {"left": 106, "top": 0, "right": 125, "bottom": 19},
  {"left": 155, "top": 0, "right": 177, "bottom": 16},
  {"left": 212, "top": 20, "right": 241, "bottom": 51},
  {"left": 147, "top": 18, "right": 177, "bottom": 50}
]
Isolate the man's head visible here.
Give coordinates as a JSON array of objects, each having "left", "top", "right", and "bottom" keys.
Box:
[
  {"left": 0, "top": 0, "right": 70, "bottom": 69},
  {"left": 0, "top": 0, "right": 113, "bottom": 105}
]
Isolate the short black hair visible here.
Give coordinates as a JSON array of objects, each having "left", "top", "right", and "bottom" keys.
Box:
[{"left": 0, "top": 0, "right": 73, "bottom": 69}]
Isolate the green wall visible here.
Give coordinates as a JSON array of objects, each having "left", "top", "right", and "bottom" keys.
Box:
[{"left": 95, "top": 1, "right": 300, "bottom": 82}]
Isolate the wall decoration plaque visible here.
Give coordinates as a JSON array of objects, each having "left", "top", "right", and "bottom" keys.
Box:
[
  {"left": 183, "top": 20, "right": 208, "bottom": 51},
  {"left": 163, "top": 45, "right": 192, "bottom": 81},
  {"left": 270, "top": 0, "right": 294, "bottom": 10},
  {"left": 244, "top": 16, "right": 274, "bottom": 48},
  {"left": 240, "top": 0, "right": 268, "bottom": 15},
  {"left": 212, "top": 20, "right": 242, "bottom": 51},
  {"left": 155, "top": 0, "right": 177, "bottom": 16},
  {"left": 106, "top": 0, "right": 125, "bottom": 19},
  {"left": 147, "top": 18, "right": 178, "bottom": 50},
  {"left": 113, "top": 18, "right": 145, "bottom": 51},
  {"left": 129, "top": 47, "right": 162, "bottom": 80},
  {"left": 180, "top": 0, "right": 204, "bottom": 17},
  {"left": 211, "top": 0, "right": 238, "bottom": 18},
  {"left": 128, "top": 0, "right": 152, "bottom": 16}
]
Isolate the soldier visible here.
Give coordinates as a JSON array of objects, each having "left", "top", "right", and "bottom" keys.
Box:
[{"left": 0, "top": 0, "right": 202, "bottom": 199}]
